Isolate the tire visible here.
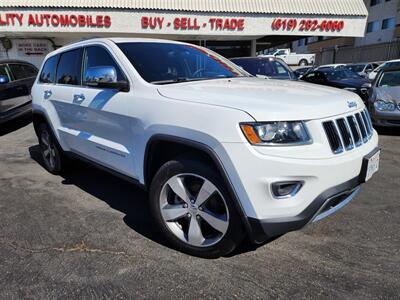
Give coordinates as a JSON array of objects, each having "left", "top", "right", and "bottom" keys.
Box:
[
  {"left": 299, "top": 59, "right": 308, "bottom": 66},
  {"left": 37, "top": 123, "right": 66, "bottom": 175},
  {"left": 149, "top": 159, "right": 245, "bottom": 258}
]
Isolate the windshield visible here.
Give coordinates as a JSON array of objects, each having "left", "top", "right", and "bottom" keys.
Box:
[
  {"left": 117, "top": 42, "right": 249, "bottom": 84},
  {"left": 323, "top": 69, "right": 362, "bottom": 80},
  {"left": 231, "top": 58, "right": 292, "bottom": 79},
  {"left": 378, "top": 70, "right": 400, "bottom": 87},
  {"left": 346, "top": 64, "right": 365, "bottom": 73}
]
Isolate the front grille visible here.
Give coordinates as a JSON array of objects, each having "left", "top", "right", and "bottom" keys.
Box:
[{"left": 323, "top": 109, "right": 373, "bottom": 154}]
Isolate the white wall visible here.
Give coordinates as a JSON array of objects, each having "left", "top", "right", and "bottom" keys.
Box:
[{"left": 0, "top": 38, "right": 54, "bottom": 68}]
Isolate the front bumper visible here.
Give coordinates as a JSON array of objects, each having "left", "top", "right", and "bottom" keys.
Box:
[
  {"left": 218, "top": 127, "right": 378, "bottom": 243},
  {"left": 371, "top": 109, "right": 400, "bottom": 127},
  {"left": 248, "top": 177, "right": 361, "bottom": 243}
]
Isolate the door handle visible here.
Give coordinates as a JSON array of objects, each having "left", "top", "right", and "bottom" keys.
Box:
[
  {"left": 73, "top": 93, "right": 85, "bottom": 104},
  {"left": 44, "top": 90, "right": 52, "bottom": 99}
]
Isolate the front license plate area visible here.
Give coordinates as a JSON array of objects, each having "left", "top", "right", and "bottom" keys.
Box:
[{"left": 360, "top": 148, "right": 380, "bottom": 183}]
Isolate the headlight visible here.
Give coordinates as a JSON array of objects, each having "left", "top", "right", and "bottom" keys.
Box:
[
  {"left": 374, "top": 100, "right": 396, "bottom": 111},
  {"left": 240, "top": 121, "right": 312, "bottom": 145}
]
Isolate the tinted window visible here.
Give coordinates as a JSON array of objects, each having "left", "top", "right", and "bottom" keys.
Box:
[
  {"left": 386, "top": 61, "right": 400, "bottom": 69},
  {"left": 378, "top": 70, "right": 400, "bottom": 87},
  {"left": 56, "top": 49, "right": 83, "bottom": 85},
  {"left": 0, "top": 64, "right": 11, "bottom": 81},
  {"left": 272, "top": 60, "right": 290, "bottom": 76},
  {"left": 118, "top": 42, "right": 247, "bottom": 84},
  {"left": 83, "top": 46, "right": 125, "bottom": 81},
  {"left": 8, "top": 63, "right": 37, "bottom": 80},
  {"left": 39, "top": 55, "right": 58, "bottom": 83},
  {"left": 231, "top": 58, "right": 291, "bottom": 79},
  {"left": 323, "top": 69, "right": 362, "bottom": 80},
  {"left": 346, "top": 64, "right": 365, "bottom": 73},
  {"left": 303, "top": 71, "right": 325, "bottom": 82}
]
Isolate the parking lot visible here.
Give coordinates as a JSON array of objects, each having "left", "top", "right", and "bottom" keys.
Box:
[{"left": 0, "top": 117, "right": 399, "bottom": 299}]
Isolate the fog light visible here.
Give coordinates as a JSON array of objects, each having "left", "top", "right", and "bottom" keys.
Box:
[{"left": 271, "top": 181, "right": 303, "bottom": 199}]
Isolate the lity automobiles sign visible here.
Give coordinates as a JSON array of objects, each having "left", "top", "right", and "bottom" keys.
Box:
[
  {"left": 0, "top": 10, "right": 366, "bottom": 37},
  {"left": 0, "top": 12, "right": 111, "bottom": 28}
]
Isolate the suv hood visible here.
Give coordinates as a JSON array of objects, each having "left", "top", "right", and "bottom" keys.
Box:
[{"left": 157, "top": 77, "right": 363, "bottom": 121}]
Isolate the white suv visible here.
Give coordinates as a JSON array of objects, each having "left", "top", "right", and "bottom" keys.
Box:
[{"left": 31, "top": 38, "right": 380, "bottom": 258}]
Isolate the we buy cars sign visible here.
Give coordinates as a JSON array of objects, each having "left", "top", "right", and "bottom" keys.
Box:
[{"left": 16, "top": 40, "right": 50, "bottom": 56}]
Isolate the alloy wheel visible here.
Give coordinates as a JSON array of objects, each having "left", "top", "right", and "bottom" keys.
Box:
[
  {"left": 40, "top": 129, "right": 56, "bottom": 170},
  {"left": 159, "top": 173, "right": 229, "bottom": 247}
]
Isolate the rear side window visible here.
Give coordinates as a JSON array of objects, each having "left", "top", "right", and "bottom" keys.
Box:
[
  {"left": 8, "top": 63, "right": 38, "bottom": 80},
  {"left": 56, "top": 48, "right": 83, "bottom": 85},
  {"left": 39, "top": 55, "right": 58, "bottom": 84},
  {"left": 0, "top": 64, "right": 11, "bottom": 81},
  {"left": 83, "top": 46, "right": 125, "bottom": 81}
]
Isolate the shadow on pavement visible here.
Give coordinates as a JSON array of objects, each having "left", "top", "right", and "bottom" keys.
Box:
[
  {"left": 375, "top": 126, "right": 400, "bottom": 137},
  {"left": 29, "top": 144, "right": 267, "bottom": 257},
  {"left": 29, "top": 144, "right": 170, "bottom": 249},
  {"left": 0, "top": 113, "right": 32, "bottom": 136}
]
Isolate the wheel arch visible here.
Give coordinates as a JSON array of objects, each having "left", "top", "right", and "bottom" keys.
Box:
[
  {"left": 143, "top": 134, "right": 255, "bottom": 240},
  {"left": 32, "top": 110, "right": 50, "bottom": 137}
]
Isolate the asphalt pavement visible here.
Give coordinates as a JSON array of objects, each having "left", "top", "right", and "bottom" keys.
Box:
[{"left": 0, "top": 116, "right": 399, "bottom": 299}]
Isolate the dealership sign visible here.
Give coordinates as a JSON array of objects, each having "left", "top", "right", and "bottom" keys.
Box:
[{"left": 0, "top": 10, "right": 366, "bottom": 37}]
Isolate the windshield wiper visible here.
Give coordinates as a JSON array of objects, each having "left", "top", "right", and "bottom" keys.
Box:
[{"left": 151, "top": 75, "right": 247, "bottom": 85}]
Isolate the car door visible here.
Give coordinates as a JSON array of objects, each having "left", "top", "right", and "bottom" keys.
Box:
[
  {"left": 0, "top": 63, "right": 32, "bottom": 115},
  {"left": 0, "top": 64, "right": 17, "bottom": 115},
  {"left": 8, "top": 63, "right": 38, "bottom": 89},
  {"left": 62, "top": 45, "right": 135, "bottom": 177}
]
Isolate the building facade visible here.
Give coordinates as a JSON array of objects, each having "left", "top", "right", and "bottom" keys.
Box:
[
  {"left": 0, "top": 0, "right": 368, "bottom": 67},
  {"left": 286, "top": 0, "right": 399, "bottom": 65}
]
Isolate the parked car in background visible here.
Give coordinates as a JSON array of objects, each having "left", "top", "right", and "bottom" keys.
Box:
[
  {"left": 32, "top": 38, "right": 379, "bottom": 258},
  {"left": 230, "top": 56, "right": 296, "bottom": 80},
  {"left": 260, "top": 48, "right": 315, "bottom": 66},
  {"left": 367, "top": 67, "right": 400, "bottom": 127},
  {"left": 0, "top": 60, "right": 38, "bottom": 124},
  {"left": 345, "top": 63, "right": 380, "bottom": 78},
  {"left": 368, "top": 59, "right": 400, "bottom": 81},
  {"left": 315, "top": 64, "right": 346, "bottom": 70},
  {"left": 301, "top": 68, "right": 371, "bottom": 101},
  {"left": 293, "top": 66, "right": 313, "bottom": 78}
]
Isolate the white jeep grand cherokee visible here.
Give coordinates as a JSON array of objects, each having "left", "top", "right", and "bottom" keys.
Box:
[{"left": 31, "top": 38, "right": 379, "bottom": 258}]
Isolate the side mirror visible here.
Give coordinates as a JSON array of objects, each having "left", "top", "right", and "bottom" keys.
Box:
[
  {"left": 84, "top": 66, "right": 129, "bottom": 92},
  {"left": 0, "top": 75, "right": 9, "bottom": 84}
]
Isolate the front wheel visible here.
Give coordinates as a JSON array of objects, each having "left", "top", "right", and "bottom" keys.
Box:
[{"left": 149, "top": 159, "right": 244, "bottom": 258}]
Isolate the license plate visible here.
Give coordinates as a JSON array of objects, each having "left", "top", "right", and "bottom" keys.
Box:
[{"left": 364, "top": 150, "right": 380, "bottom": 182}]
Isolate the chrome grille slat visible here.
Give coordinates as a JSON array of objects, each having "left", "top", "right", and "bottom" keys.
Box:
[
  {"left": 347, "top": 115, "right": 362, "bottom": 147},
  {"left": 363, "top": 109, "right": 374, "bottom": 137},
  {"left": 355, "top": 113, "right": 368, "bottom": 142},
  {"left": 323, "top": 121, "right": 344, "bottom": 154},
  {"left": 360, "top": 110, "right": 372, "bottom": 137},
  {"left": 336, "top": 118, "right": 354, "bottom": 151},
  {"left": 324, "top": 110, "right": 373, "bottom": 154}
]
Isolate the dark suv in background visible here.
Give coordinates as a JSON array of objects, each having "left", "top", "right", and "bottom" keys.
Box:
[
  {"left": 230, "top": 56, "right": 296, "bottom": 80},
  {"left": 0, "top": 60, "right": 38, "bottom": 124}
]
